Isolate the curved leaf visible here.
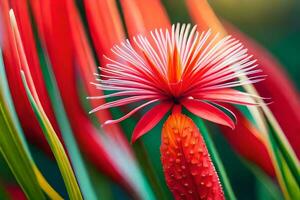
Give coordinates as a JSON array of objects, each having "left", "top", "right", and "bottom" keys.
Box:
[
  {"left": 0, "top": 50, "right": 45, "bottom": 200},
  {"left": 21, "top": 70, "right": 83, "bottom": 200}
]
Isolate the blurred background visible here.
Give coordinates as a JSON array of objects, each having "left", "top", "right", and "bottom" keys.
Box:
[{"left": 0, "top": 0, "right": 299, "bottom": 199}]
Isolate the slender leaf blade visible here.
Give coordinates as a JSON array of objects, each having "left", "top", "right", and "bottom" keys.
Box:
[
  {"left": 0, "top": 50, "right": 45, "bottom": 200},
  {"left": 20, "top": 70, "right": 83, "bottom": 200},
  {"left": 35, "top": 26, "right": 97, "bottom": 200}
]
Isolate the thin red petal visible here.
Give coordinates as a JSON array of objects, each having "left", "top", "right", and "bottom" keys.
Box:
[
  {"left": 131, "top": 101, "right": 173, "bottom": 143},
  {"left": 194, "top": 88, "right": 259, "bottom": 105},
  {"left": 181, "top": 98, "right": 235, "bottom": 129}
]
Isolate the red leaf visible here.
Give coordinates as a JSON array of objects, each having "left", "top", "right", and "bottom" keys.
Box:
[
  {"left": 0, "top": 0, "right": 54, "bottom": 154},
  {"left": 65, "top": 0, "right": 130, "bottom": 149},
  {"left": 120, "top": 0, "right": 170, "bottom": 37},
  {"left": 28, "top": 0, "right": 130, "bottom": 185},
  {"left": 219, "top": 105, "right": 275, "bottom": 177},
  {"left": 84, "top": 0, "right": 125, "bottom": 61},
  {"left": 5, "top": 184, "right": 26, "bottom": 200},
  {"left": 185, "top": 0, "right": 226, "bottom": 35},
  {"left": 225, "top": 23, "right": 300, "bottom": 159}
]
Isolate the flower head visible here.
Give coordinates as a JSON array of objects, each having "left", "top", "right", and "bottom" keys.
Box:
[{"left": 90, "top": 23, "right": 264, "bottom": 142}]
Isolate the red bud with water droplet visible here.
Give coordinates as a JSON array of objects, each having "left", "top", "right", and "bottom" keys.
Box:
[{"left": 161, "top": 114, "right": 225, "bottom": 199}]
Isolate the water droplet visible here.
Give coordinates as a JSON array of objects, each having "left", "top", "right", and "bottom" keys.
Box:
[
  {"left": 191, "top": 171, "right": 198, "bottom": 176},
  {"left": 173, "top": 128, "right": 179, "bottom": 134},
  {"left": 191, "top": 139, "right": 196, "bottom": 145},
  {"left": 181, "top": 165, "right": 186, "bottom": 169},
  {"left": 182, "top": 130, "right": 188, "bottom": 137},
  {"left": 189, "top": 150, "right": 194, "bottom": 155},
  {"left": 203, "top": 160, "right": 208, "bottom": 167},
  {"left": 206, "top": 182, "right": 212, "bottom": 187},
  {"left": 188, "top": 190, "right": 193, "bottom": 194},
  {"left": 184, "top": 183, "right": 189, "bottom": 187},
  {"left": 175, "top": 158, "right": 181, "bottom": 163},
  {"left": 191, "top": 159, "right": 198, "bottom": 164},
  {"left": 176, "top": 175, "right": 182, "bottom": 180}
]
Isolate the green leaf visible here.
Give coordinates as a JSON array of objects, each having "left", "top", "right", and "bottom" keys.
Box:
[
  {"left": 133, "top": 140, "right": 167, "bottom": 200},
  {"left": 267, "top": 118, "right": 300, "bottom": 186},
  {"left": 100, "top": 134, "right": 156, "bottom": 200},
  {"left": 189, "top": 115, "right": 237, "bottom": 200},
  {"left": 267, "top": 119, "right": 300, "bottom": 200},
  {"left": 0, "top": 49, "right": 63, "bottom": 199},
  {"left": 243, "top": 160, "right": 283, "bottom": 200},
  {"left": 20, "top": 70, "right": 83, "bottom": 200},
  {"left": 0, "top": 50, "right": 45, "bottom": 200},
  {"left": 112, "top": 107, "right": 169, "bottom": 199},
  {"left": 35, "top": 30, "right": 97, "bottom": 200}
]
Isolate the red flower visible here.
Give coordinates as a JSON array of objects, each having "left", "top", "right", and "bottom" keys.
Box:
[
  {"left": 90, "top": 24, "right": 264, "bottom": 143},
  {"left": 161, "top": 113, "right": 224, "bottom": 199}
]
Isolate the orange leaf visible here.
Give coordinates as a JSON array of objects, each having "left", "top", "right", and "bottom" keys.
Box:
[{"left": 120, "top": 0, "right": 170, "bottom": 37}]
